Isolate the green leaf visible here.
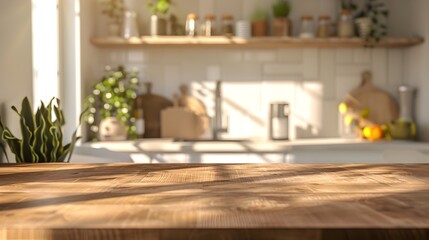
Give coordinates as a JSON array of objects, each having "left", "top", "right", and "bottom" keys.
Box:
[
  {"left": 12, "top": 104, "right": 35, "bottom": 163},
  {"left": 0, "top": 119, "right": 9, "bottom": 162},
  {"left": 21, "top": 97, "right": 36, "bottom": 135},
  {"left": 2, "top": 129, "right": 23, "bottom": 163},
  {"left": 66, "top": 109, "right": 87, "bottom": 163},
  {"left": 49, "top": 127, "right": 60, "bottom": 162}
]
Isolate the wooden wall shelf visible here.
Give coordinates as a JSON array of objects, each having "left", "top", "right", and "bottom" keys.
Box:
[{"left": 91, "top": 36, "right": 424, "bottom": 49}]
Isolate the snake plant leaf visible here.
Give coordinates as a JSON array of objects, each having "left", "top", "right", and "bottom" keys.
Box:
[
  {"left": 11, "top": 106, "right": 35, "bottom": 163},
  {"left": 53, "top": 106, "right": 65, "bottom": 154},
  {"left": 66, "top": 109, "right": 87, "bottom": 163},
  {"left": 0, "top": 119, "right": 9, "bottom": 162},
  {"left": 58, "top": 143, "right": 71, "bottom": 163},
  {"left": 54, "top": 104, "right": 65, "bottom": 126},
  {"left": 21, "top": 97, "right": 36, "bottom": 135},
  {"left": 0, "top": 141, "right": 7, "bottom": 163},
  {"left": 1, "top": 97, "right": 83, "bottom": 163},
  {"left": 2, "top": 129, "right": 23, "bottom": 163},
  {"left": 42, "top": 118, "right": 55, "bottom": 163},
  {"left": 33, "top": 124, "right": 46, "bottom": 162},
  {"left": 49, "top": 127, "right": 60, "bottom": 162}
]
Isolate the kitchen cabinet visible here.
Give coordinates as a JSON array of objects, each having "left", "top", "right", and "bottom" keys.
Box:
[{"left": 90, "top": 36, "right": 424, "bottom": 49}]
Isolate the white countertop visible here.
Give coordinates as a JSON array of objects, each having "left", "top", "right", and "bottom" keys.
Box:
[
  {"left": 77, "top": 138, "right": 429, "bottom": 154},
  {"left": 73, "top": 138, "right": 429, "bottom": 164}
]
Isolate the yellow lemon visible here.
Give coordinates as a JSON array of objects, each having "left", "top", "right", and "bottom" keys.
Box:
[
  {"left": 338, "top": 102, "right": 348, "bottom": 114},
  {"left": 362, "top": 126, "right": 372, "bottom": 139},
  {"left": 344, "top": 115, "right": 354, "bottom": 126}
]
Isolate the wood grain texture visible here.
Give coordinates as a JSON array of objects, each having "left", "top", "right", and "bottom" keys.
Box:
[
  {"left": 0, "top": 164, "right": 428, "bottom": 240},
  {"left": 90, "top": 36, "right": 425, "bottom": 49}
]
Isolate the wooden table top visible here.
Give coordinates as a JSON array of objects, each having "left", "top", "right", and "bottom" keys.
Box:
[{"left": 0, "top": 164, "right": 428, "bottom": 240}]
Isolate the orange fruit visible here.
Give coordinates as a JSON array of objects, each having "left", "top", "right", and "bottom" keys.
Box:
[
  {"left": 362, "top": 125, "right": 384, "bottom": 141},
  {"left": 368, "top": 125, "right": 384, "bottom": 141}
]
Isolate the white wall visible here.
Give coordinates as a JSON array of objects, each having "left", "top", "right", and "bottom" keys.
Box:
[
  {"left": 0, "top": 0, "right": 33, "bottom": 133},
  {"left": 403, "top": 0, "right": 429, "bottom": 141},
  {"left": 82, "top": 0, "right": 428, "bottom": 140}
]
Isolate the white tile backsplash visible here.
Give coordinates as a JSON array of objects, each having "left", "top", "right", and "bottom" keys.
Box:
[
  {"left": 99, "top": 47, "right": 404, "bottom": 140},
  {"left": 302, "top": 49, "right": 319, "bottom": 80},
  {"left": 243, "top": 50, "right": 277, "bottom": 62},
  {"left": 371, "top": 49, "right": 388, "bottom": 87},
  {"left": 277, "top": 49, "right": 303, "bottom": 63},
  {"left": 387, "top": 49, "right": 404, "bottom": 96},
  {"left": 263, "top": 63, "right": 303, "bottom": 76},
  {"left": 320, "top": 49, "right": 336, "bottom": 99}
]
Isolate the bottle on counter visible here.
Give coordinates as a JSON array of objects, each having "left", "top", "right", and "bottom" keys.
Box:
[
  {"left": 134, "top": 96, "right": 145, "bottom": 138},
  {"left": 299, "top": 15, "right": 315, "bottom": 38},
  {"left": 221, "top": 15, "right": 235, "bottom": 36},
  {"left": 338, "top": 10, "right": 354, "bottom": 38},
  {"left": 317, "top": 15, "right": 331, "bottom": 38},
  {"left": 185, "top": 13, "right": 199, "bottom": 36},
  {"left": 201, "top": 14, "right": 216, "bottom": 36}
]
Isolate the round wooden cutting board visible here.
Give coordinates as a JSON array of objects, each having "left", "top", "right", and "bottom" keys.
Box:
[
  {"left": 136, "top": 83, "right": 172, "bottom": 138},
  {"left": 345, "top": 71, "right": 399, "bottom": 125}
]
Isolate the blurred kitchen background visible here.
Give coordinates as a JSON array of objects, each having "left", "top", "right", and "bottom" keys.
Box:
[{"left": 1, "top": 0, "right": 429, "bottom": 147}]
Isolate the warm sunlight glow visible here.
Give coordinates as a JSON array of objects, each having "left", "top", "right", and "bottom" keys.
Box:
[{"left": 32, "top": 0, "right": 59, "bottom": 106}]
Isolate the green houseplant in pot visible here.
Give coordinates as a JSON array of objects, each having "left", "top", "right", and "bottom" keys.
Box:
[
  {"left": 272, "top": 0, "right": 292, "bottom": 36},
  {"left": 340, "top": 0, "right": 358, "bottom": 12},
  {"left": 146, "top": 0, "right": 172, "bottom": 36},
  {"left": 98, "top": 0, "right": 125, "bottom": 37},
  {"left": 252, "top": 9, "right": 269, "bottom": 37},
  {"left": 84, "top": 65, "right": 140, "bottom": 142},
  {"left": 355, "top": 0, "right": 389, "bottom": 44},
  {"left": 0, "top": 97, "right": 83, "bottom": 163}
]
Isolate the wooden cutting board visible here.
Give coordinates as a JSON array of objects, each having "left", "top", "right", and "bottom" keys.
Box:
[
  {"left": 136, "top": 83, "right": 172, "bottom": 138},
  {"left": 177, "top": 84, "right": 209, "bottom": 136},
  {"left": 161, "top": 106, "right": 200, "bottom": 139},
  {"left": 345, "top": 71, "right": 399, "bottom": 125}
]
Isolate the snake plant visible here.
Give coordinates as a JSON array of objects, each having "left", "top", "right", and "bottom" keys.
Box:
[{"left": 0, "top": 97, "right": 83, "bottom": 163}]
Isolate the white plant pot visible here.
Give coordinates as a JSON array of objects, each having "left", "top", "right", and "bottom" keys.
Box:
[
  {"left": 355, "top": 17, "right": 372, "bottom": 38},
  {"left": 99, "top": 117, "right": 128, "bottom": 141},
  {"left": 150, "top": 15, "right": 167, "bottom": 36}
]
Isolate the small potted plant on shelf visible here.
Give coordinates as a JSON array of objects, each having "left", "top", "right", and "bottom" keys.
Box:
[
  {"left": 0, "top": 97, "right": 84, "bottom": 163},
  {"left": 98, "top": 0, "right": 125, "bottom": 37},
  {"left": 340, "top": 0, "right": 358, "bottom": 12},
  {"left": 84, "top": 65, "right": 140, "bottom": 142},
  {"left": 146, "top": 0, "right": 172, "bottom": 36},
  {"left": 355, "top": 0, "right": 389, "bottom": 43},
  {"left": 252, "top": 9, "right": 269, "bottom": 37},
  {"left": 272, "top": 0, "right": 292, "bottom": 36}
]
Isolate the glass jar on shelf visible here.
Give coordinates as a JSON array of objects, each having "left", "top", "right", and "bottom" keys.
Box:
[
  {"left": 317, "top": 15, "right": 331, "bottom": 38},
  {"left": 201, "top": 14, "right": 216, "bottom": 36},
  {"left": 299, "top": 15, "right": 315, "bottom": 38},
  {"left": 221, "top": 15, "right": 234, "bottom": 36},
  {"left": 338, "top": 10, "right": 354, "bottom": 38},
  {"left": 185, "top": 13, "right": 199, "bottom": 36}
]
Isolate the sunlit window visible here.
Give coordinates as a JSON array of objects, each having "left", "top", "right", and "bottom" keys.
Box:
[{"left": 32, "top": 0, "right": 59, "bottom": 106}]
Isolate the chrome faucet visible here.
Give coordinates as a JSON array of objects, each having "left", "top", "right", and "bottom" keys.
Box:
[{"left": 213, "top": 80, "right": 228, "bottom": 140}]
